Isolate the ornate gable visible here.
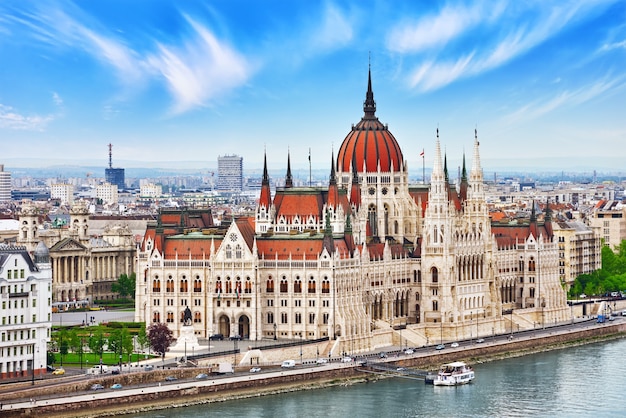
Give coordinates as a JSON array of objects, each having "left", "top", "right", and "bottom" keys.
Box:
[{"left": 49, "top": 237, "right": 87, "bottom": 252}]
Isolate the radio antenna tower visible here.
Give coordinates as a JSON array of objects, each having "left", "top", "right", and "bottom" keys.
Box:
[{"left": 108, "top": 143, "right": 113, "bottom": 169}]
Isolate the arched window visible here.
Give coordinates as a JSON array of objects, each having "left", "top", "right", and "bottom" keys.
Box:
[
  {"left": 267, "top": 312, "right": 274, "bottom": 324},
  {"left": 152, "top": 312, "right": 160, "bottom": 323},
  {"left": 235, "top": 244, "right": 242, "bottom": 259},
  {"left": 322, "top": 278, "right": 330, "bottom": 294},
  {"left": 166, "top": 311, "right": 174, "bottom": 323},
  {"left": 215, "top": 279, "right": 222, "bottom": 295},
  {"left": 431, "top": 267, "right": 438, "bottom": 283},
  {"left": 266, "top": 276, "right": 274, "bottom": 293},
  {"left": 225, "top": 245, "right": 232, "bottom": 259},
  {"left": 308, "top": 277, "right": 316, "bottom": 293},
  {"left": 194, "top": 276, "right": 202, "bottom": 292},
  {"left": 432, "top": 300, "right": 438, "bottom": 311},
  {"left": 368, "top": 205, "right": 377, "bottom": 236},
  {"left": 226, "top": 279, "right": 232, "bottom": 293},
  {"left": 152, "top": 278, "right": 161, "bottom": 293},
  {"left": 194, "top": 312, "right": 201, "bottom": 323},
  {"left": 166, "top": 277, "right": 174, "bottom": 293},
  {"left": 245, "top": 277, "right": 252, "bottom": 294},
  {"left": 180, "top": 277, "right": 188, "bottom": 293},
  {"left": 280, "top": 277, "right": 288, "bottom": 293},
  {"left": 294, "top": 277, "right": 302, "bottom": 293}
]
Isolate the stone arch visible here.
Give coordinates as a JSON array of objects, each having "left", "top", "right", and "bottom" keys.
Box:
[
  {"left": 237, "top": 315, "right": 250, "bottom": 339},
  {"left": 218, "top": 314, "right": 230, "bottom": 336}
]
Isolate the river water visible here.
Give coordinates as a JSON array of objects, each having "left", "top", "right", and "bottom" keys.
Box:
[{"left": 131, "top": 338, "right": 626, "bottom": 418}]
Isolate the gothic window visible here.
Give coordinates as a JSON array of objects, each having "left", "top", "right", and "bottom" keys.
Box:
[
  {"left": 215, "top": 279, "right": 222, "bottom": 294},
  {"left": 179, "top": 278, "right": 188, "bottom": 293},
  {"left": 152, "top": 312, "right": 160, "bottom": 323},
  {"left": 294, "top": 277, "right": 302, "bottom": 293},
  {"left": 152, "top": 278, "right": 161, "bottom": 293},
  {"left": 226, "top": 279, "right": 232, "bottom": 293},
  {"left": 309, "top": 313, "right": 315, "bottom": 324},
  {"left": 194, "top": 277, "right": 202, "bottom": 292},
  {"left": 431, "top": 267, "right": 438, "bottom": 283},
  {"left": 245, "top": 277, "right": 252, "bottom": 294},
  {"left": 267, "top": 312, "right": 274, "bottom": 324},
  {"left": 166, "top": 277, "right": 174, "bottom": 293},
  {"left": 529, "top": 257, "right": 536, "bottom": 272},
  {"left": 323, "top": 313, "right": 329, "bottom": 324},
  {"left": 166, "top": 312, "right": 174, "bottom": 323},
  {"left": 368, "top": 204, "right": 377, "bottom": 236},
  {"left": 308, "top": 278, "right": 316, "bottom": 293},
  {"left": 433, "top": 226, "right": 438, "bottom": 243},
  {"left": 194, "top": 312, "right": 201, "bottom": 323},
  {"left": 280, "top": 276, "right": 288, "bottom": 293},
  {"left": 295, "top": 312, "right": 302, "bottom": 324},
  {"left": 384, "top": 204, "right": 389, "bottom": 236},
  {"left": 433, "top": 300, "right": 438, "bottom": 311},
  {"left": 235, "top": 244, "right": 242, "bottom": 259},
  {"left": 266, "top": 276, "right": 274, "bottom": 293},
  {"left": 225, "top": 245, "right": 232, "bottom": 259},
  {"left": 281, "top": 312, "right": 288, "bottom": 324},
  {"left": 322, "top": 277, "right": 330, "bottom": 294}
]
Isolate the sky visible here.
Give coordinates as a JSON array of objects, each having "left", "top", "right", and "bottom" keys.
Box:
[{"left": 1, "top": 0, "right": 625, "bottom": 174}]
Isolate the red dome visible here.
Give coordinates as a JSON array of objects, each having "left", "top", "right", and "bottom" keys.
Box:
[{"left": 337, "top": 71, "right": 403, "bottom": 173}]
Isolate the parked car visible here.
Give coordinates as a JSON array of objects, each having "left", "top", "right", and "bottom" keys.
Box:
[
  {"left": 316, "top": 358, "right": 328, "bottom": 364},
  {"left": 195, "top": 373, "right": 208, "bottom": 379},
  {"left": 110, "top": 383, "right": 123, "bottom": 389},
  {"left": 144, "top": 365, "right": 154, "bottom": 371},
  {"left": 209, "top": 334, "right": 224, "bottom": 341},
  {"left": 90, "top": 384, "right": 104, "bottom": 390},
  {"left": 229, "top": 335, "right": 242, "bottom": 341},
  {"left": 435, "top": 344, "right": 445, "bottom": 350},
  {"left": 476, "top": 338, "right": 485, "bottom": 343},
  {"left": 450, "top": 342, "right": 460, "bottom": 348},
  {"left": 249, "top": 367, "right": 261, "bottom": 373},
  {"left": 404, "top": 348, "right": 414, "bottom": 355},
  {"left": 46, "top": 365, "right": 56, "bottom": 372},
  {"left": 341, "top": 357, "right": 353, "bottom": 363},
  {"left": 579, "top": 293, "right": 587, "bottom": 299},
  {"left": 110, "top": 366, "right": 120, "bottom": 375},
  {"left": 52, "top": 367, "right": 65, "bottom": 375},
  {"left": 165, "top": 376, "right": 178, "bottom": 381}
]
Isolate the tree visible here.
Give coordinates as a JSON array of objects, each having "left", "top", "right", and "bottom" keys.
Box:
[
  {"left": 88, "top": 330, "right": 106, "bottom": 361},
  {"left": 112, "top": 272, "right": 136, "bottom": 299},
  {"left": 136, "top": 323, "right": 149, "bottom": 353},
  {"left": 148, "top": 323, "right": 173, "bottom": 365}
]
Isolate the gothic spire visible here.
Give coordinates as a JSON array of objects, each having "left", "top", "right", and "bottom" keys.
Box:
[
  {"left": 363, "top": 64, "right": 376, "bottom": 119},
  {"left": 285, "top": 150, "right": 293, "bottom": 188},
  {"left": 262, "top": 151, "right": 269, "bottom": 186}
]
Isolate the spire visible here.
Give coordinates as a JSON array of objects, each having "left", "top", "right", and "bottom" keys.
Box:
[
  {"left": 363, "top": 64, "right": 376, "bottom": 119},
  {"left": 262, "top": 151, "right": 269, "bottom": 186},
  {"left": 460, "top": 151, "right": 469, "bottom": 202},
  {"left": 461, "top": 152, "right": 467, "bottom": 181},
  {"left": 329, "top": 151, "right": 337, "bottom": 185},
  {"left": 285, "top": 151, "right": 293, "bottom": 188},
  {"left": 259, "top": 150, "right": 272, "bottom": 208},
  {"left": 471, "top": 128, "right": 482, "bottom": 176},
  {"left": 323, "top": 209, "right": 334, "bottom": 254},
  {"left": 328, "top": 151, "right": 339, "bottom": 208},
  {"left": 350, "top": 156, "right": 361, "bottom": 209},
  {"left": 443, "top": 153, "right": 449, "bottom": 184}
]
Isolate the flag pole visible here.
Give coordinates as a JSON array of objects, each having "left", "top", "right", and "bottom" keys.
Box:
[
  {"left": 421, "top": 149, "right": 425, "bottom": 184},
  {"left": 309, "top": 148, "right": 312, "bottom": 187}
]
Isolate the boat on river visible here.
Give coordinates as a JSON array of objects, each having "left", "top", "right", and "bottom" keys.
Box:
[{"left": 432, "top": 361, "right": 474, "bottom": 386}]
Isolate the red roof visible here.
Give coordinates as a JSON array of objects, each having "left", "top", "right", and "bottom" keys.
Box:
[{"left": 256, "top": 237, "right": 351, "bottom": 259}]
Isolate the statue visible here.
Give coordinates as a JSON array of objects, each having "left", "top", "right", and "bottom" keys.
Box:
[{"left": 183, "top": 306, "right": 192, "bottom": 326}]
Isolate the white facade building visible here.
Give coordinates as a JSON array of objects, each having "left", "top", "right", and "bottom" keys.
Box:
[
  {"left": 50, "top": 183, "right": 74, "bottom": 205},
  {"left": 0, "top": 243, "right": 52, "bottom": 380},
  {"left": 0, "top": 165, "right": 11, "bottom": 202}
]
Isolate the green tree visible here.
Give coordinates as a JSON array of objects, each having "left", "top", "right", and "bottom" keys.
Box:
[
  {"left": 136, "top": 323, "right": 149, "bottom": 353},
  {"left": 88, "top": 330, "right": 106, "bottom": 361},
  {"left": 107, "top": 327, "right": 133, "bottom": 364},
  {"left": 111, "top": 272, "right": 136, "bottom": 299}
]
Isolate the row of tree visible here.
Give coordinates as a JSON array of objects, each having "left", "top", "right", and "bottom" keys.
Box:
[{"left": 569, "top": 240, "right": 626, "bottom": 298}]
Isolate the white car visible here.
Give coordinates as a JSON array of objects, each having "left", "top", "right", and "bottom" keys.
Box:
[
  {"left": 249, "top": 367, "right": 261, "bottom": 373},
  {"left": 404, "top": 348, "right": 414, "bottom": 355},
  {"left": 341, "top": 357, "right": 353, "bottom": 363},
  {"left": 450, "top": 342, "right": 459, "bottom": 348},
  {"left": 316, "top": 358, "right": 328, "bottom": 364}
]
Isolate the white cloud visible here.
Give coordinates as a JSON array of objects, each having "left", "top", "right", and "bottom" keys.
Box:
[
  {"left": 601, "top": 39, "right": 626, "bottom": 51},
  {"left": 502, "top": 76, "right": 625, "bottom": 124},
  {"left": 146, "top": 16, "right": 252, "bottom": 114},
  {"left": 401, "top": 1, "right": 618, "bottom": 92},
  {"left": 52, "top": 92, "right": 63, "bottom": 106},
  {"left": 0, "top": 104, "right": 53, "bottom": 131},
  {"left": 310, "top": 3, "right": 353, "bottom": 51}
]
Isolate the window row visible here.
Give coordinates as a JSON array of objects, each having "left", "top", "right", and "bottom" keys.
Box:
[{"left": 265, "top": 276, "right": 331, "bottom": 294}]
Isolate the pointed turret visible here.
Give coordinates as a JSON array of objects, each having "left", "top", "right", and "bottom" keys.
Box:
[
  {"left": 285, "top": 151, "right": 293, "bottom": 188},
  {"left": 327, "top": 152, "right": 339, "bottom": 208},
  {"left": 429, "top": 128, "right": 446, "bottom": 200},
  {"left": 259, "top": 152, "right": 272, "bottom": 209},
  {"left": 530, "top": 200, "right": 538, "bottom": 239},
  {"left": 363, "top": 64, "right": 377, "bottom": 120},
  {"left": 468, "top": 128, "right": 484, "bottom": 201},
  {"left": 323, "top": 209, "right": 334, "bottom": 254},
  {"left": 460, "top": 152, "right": 468, "bottom": 202},
  {"left": 349, "top": 156, "right": 361, "bottom": 209},
  {"left": 544, "top": 198, "right": 553, "bottom": 239}
]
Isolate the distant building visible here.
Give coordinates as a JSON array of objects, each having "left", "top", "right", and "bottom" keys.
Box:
[
  {"left": 105, "top": 168, "right": 125, "bottom": 191},
  {"left": 50, "top": 183, "right": 74, "bottom": 205},
  {"left": 217, "top": 155, "right": 243, "bottom": 192},
  {"left": 589, "top": 200, "right": 626, "bottom": 251},
  {"left": 0, "top": 165, "right": 11, "bottom": 202},
  {"left": 0, "top": 243, "right": 52, "bottom": 380},
  {"left": 96, "top": 182, "right": 118, "bottom": 205},
  {"left": 552, "top": 220, "right": 602, "bottom": 288},
  {"left": 105, "top": 143, "right": 125, "bottom": 190},
  {"left": 140, "top": 183, "right": 162, "bottom": 198}
]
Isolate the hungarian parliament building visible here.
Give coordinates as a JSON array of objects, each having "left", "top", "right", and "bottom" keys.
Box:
[{"left": 135, "top": 71, "right": 570, "bottom": 353}]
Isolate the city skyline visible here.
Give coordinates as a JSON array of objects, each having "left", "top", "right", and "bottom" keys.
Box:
[{"left": 1, "top": 0, "right": 625, "bottom": 172}]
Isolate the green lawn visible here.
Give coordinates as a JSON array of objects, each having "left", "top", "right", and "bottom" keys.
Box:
[{"left": 53, "top": 352, "right": 157, "bottom": 367}]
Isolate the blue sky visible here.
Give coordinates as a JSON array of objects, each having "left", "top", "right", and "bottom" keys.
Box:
[{"left": 1, "top": 0, "right": 625, "bottom": 173}]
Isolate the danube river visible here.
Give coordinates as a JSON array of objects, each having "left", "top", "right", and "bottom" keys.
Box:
[{"left": 131, "top": 338, "right": 626, "bottom": 418}]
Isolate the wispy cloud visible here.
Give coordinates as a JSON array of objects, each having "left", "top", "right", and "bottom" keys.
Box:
[
  {"left": 600, "top": 39, "right": 626, "bottom": 51},
  {"left": 399, "top": 1, "right": 618, "bottom": 92},
  {"left": 309, "top": 3, "right": 354, "bottom": 52},
  {"left": 387, "top": 2, "right": 505, "bottom": 53},
  {"left": 52, "top": 92, "right": 63, "bottom": 106},
  {"left": 146, "top": 15, "right": 252, "bottom": 114},
  {"left": 502, "top": 76, "right": 626, "bottom": 124},
  {"left": 0, "top": 104, "right": 53, "bottom": 131}
]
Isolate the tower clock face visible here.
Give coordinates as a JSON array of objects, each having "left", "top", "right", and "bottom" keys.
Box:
[
  {"left": 229, "top": 233, "right": 238, "bottom": 242},
  {"left": 368, "top": 187, "right": 375, "bottom": 195}
]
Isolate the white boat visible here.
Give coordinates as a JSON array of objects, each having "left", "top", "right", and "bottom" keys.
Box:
[{"left": 432, "top": 361, "right": 475, "bottom": 386}]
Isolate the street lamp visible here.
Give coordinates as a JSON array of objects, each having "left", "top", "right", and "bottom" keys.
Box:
[
  {"left": 300, "top": 333, "right": 303, "bottom": 365},
  {"left": 31, "top": 343, "right": 37, "bottom": 386},
  {"left": 273, "top": 323, "right": 277, "bottom": 341}
]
